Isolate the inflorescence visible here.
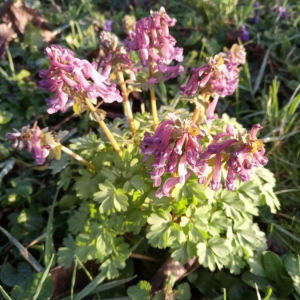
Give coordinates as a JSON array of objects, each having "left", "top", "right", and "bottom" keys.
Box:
[
  {"left": 6, "top": 6, "right": 269, "bottom": 197},
  {"left": 6, "top": 123, "right": 64, "bottom": 165}
]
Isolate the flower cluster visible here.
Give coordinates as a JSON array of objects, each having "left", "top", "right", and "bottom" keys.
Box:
[
  {"left": 141, "top": 114, "right": 268, "bottom": 196},
  {"left": 180, "top": 44, "right": 246, "bottom": 121},
  {"left": 199, "top": 124, "right": 268, "bottom": 191},
  {"left": 127, "top": 6, "right": 184, "bottom": 84},
  {"left": 99, "top": 31, "right": 137, "bottom": 80},
  {"left": 39, "top": 45, "right": 122, "bottom": 115},
  {"left": 140, "top": 113, "right": 205, "bottom": 198},
  {"left": 6, "top": 124, "right": 64, "bottom": 165}
]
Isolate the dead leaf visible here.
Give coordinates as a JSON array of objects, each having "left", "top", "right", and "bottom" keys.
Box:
[
  {"left": 50, "top": 264, "right": 74, "bottom": 299},
  {"left": 1, "top": 0, "right": 54, "bottom": 42},
  {"left": 0, "top": 22, "right": 17, "bottom": 58}
]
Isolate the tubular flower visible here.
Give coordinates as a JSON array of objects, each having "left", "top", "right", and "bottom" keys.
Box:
[
  {"left": 140, "top": 113, "right": 205, "bottom": 198},
  {"left": 127, "top": 6, "right": 184, "bottom": 84},
  {"left": 253, "top": 16, "right": 259, "bottom": 24},
  {"left": 103, "top": 20, "right": 113, "bottom": 32},
  {"left": 6, "top": 124, "right": 65, "bottom": 165},
  {"left": 241, "top": 24, "right": 250, "bottom": 42},
  {"left": 278, "top": 6, "right": 287, "bottom": 19},
  {"left": 39, "top": 45, "right": 122, "bottom": 115},
  {"left": 199, "top": 123, "right": 267, "bottom": 191},
  {"left": 99, "top": 31, "right": 137, "bottom": 80},
  {"left": 181, "top": 44, "right": 246, "bottom": 121}
]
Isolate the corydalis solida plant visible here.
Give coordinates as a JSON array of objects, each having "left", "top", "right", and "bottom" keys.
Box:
[{"left": 5, "top": 6, "right": 279, "bottom": 279}]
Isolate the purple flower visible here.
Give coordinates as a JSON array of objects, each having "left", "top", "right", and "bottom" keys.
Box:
[
  {"left": 254, "top": 1, "right": 259, "bottom": 8},
  {"left": 181, "top": 44, "right": 246, "bottom": 122},
  {"left": 99, "top": 31, "right": 137, "bottom": 80},
  {"left": 241, "top": 24, "right": 249, "bottom": 42},
  {"left": 40, "top": 45, "right": 122, "bottom": 114},
  {"left": 6, "top": 124, "right": 58, "bottom": 165},
  {"left": 140, "top": 113, "right": 205, "bottom": 198},
  {"left": 155, "top": 172, "right": 191, "bottom": 198},
  {"left": 200, "top": 123, "right": 267, "bottom": 191},
  {"left": 278, "top": 6, "right": 287, "bottom": 19},
  {"left": 127, "top": 7, "right": 184, "bottom": 84},
  {"left": 104, "top": 20, "right": 113, "bottom": 32},
  {"left": 253, "top": 16, "right": 259, "bottom": 24},
  {"left": 32, "top": 127, "right": 50, "bottom": 165},
  {"left": 210, "top": 152, "right": 222, "bottom": 191}
]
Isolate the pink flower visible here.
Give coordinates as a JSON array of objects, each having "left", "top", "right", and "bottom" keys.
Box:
[
  {"left": 104, "top": 20, "right": 113, "bottom": 32},
  {"left": 200, "top": 123, "right": 268, "bottom": 191},
  {"left": 140, "top": 113, "right": 205, "bottom": 197},
  {"left": 32, "top": 127, "right": 50, "bottom": 165},
  {"left": 40, "top": 45, "right": 122, "bottom": 114},
  {"left": 99, "top": 31, "right": 137, "bottom": 80},
  {"left": 181, "top": 44, "right": 246, "bottom": 122},
  {"left": 210, "top": 152, "right": 222, "bottom": 191},
  {"left": 6, "top": 124, "right": 55, "bottom": 165},
  {"left": 127, "top": 7, "right": 183, "bottom": 84}
]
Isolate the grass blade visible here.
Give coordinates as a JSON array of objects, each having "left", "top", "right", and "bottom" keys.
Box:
[
  {"left": 237, "top": 0, "right": 256, "bottom": 28},
  {"left": 33, "top": 254, "right": 55, "bottom": 300},
  {"left": 92, "top": 276, "right": 136, "bottom": 294},
  {"left": 75, "top": 256, "right": 93, "bottom": 280},
  {"left": 58, "top": 276, "right": 136, "bottom": 300},
  {"left": 6, "top": 47, "right": 15, "bottom": 77},
  {"left": 253, "top": 48, "right": 270, "bottom": 94},
  {"left": 0, "top": 285, "right": 12, "bottom": 300},
  {"left": 262, "top": 128, "right": 300, "bottom": 142},
  {"left": 94, "top": 298, "right": 130, "bottom": 300},
  {"left": 71, "top": 260, "right": 78, "bottom": 300},
  {"left": 0, "top": 159, "right": 15, "bottom": 182},
  {"left": 0, "top": 226, "right": 44, "bottom": 272},
  {"left": 45, "top": 187, "right": 60, "bottom": 267},
  {"left": 272, "top": 222, "right": 300, "bottom": 244},
  {"left": 73, "top": 272, "right": 105, "bottom": 300},
  {"left": 288, "top": 92, "right": 300, "bottom": 115}
]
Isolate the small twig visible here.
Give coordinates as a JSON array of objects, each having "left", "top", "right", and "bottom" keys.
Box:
[
  {"left": 61, "top": 145, "right": 95, "bottom": 170},
  {"left": 51, "top": 113, "right": 75, "bottom": 132},
  {"left": 276, "top": 212, "right": 300, "bottom": 223},
  {"left": 118, "top": 71, "right": 136, "bottom": 136},
  {"left": 26, "top": 233, "right": 47, "bottom": 248},
  {"left": 0, "top": 226, "right": 44, "bottom": 272},
  {"left": 130, "top": 253, "right": 160, "bottom": 263}
]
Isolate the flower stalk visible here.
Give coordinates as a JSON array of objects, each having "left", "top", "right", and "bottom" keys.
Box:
[
  {"left": 191, "top": 107, "right": 200, "bottom": 124},
  {"left": 118, "top": 71, "right": 136, "bottom": 136},
  {"left": 191, "top": 94, "right": 210, "bottom": 124},
  {"left": 84, "top": 98, "right": 123, "bottom": 156},
  {"left": 149, "top": 62, "right": 159, "bottom": 130},
  {"left": 60, "top": 145, "right": 95, "bottom": 170}
]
